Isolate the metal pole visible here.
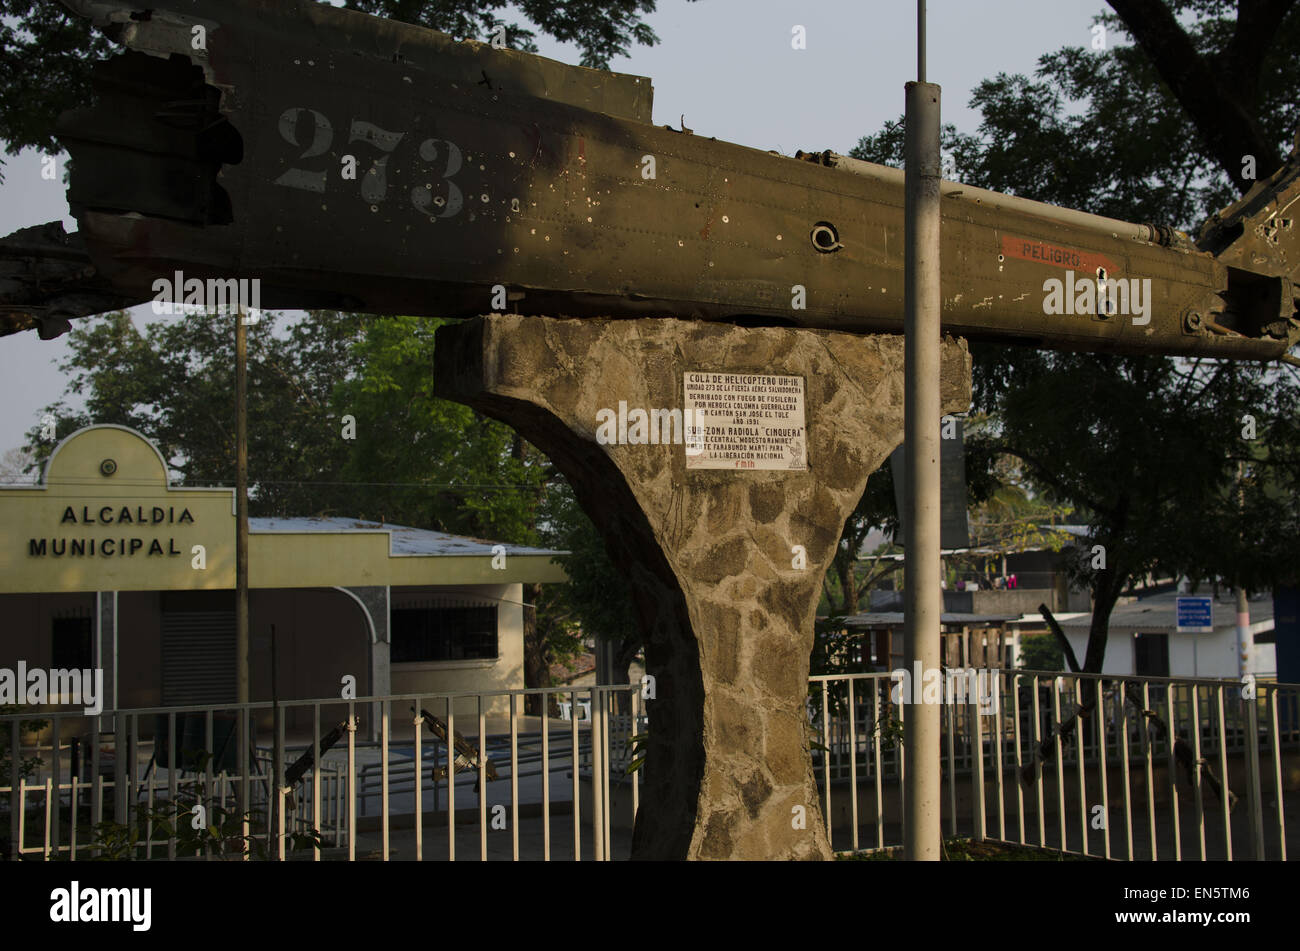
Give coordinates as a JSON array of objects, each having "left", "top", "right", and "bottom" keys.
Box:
[
  {"left": 903, "top": 0, "right": 942, "bottom": 861},
  {"left": 917, "top": 0, "right": 926, "bottom": 83},
  {"left": 1236, "top": 586, "right": 1250, "bottom": 680},
  {"left": 1236, "top": 463, "right": 1251, "bottom": 680},
  {"left": 235, "top": 307, "right": 250, "bottom": 705},
  {"left": 271, "top": 622, "right": 282, "bottom": 856}
]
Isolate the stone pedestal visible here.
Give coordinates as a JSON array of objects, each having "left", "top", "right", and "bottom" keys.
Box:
[{"left": 434, "top": 316, "right": 970, "bottom": 859}]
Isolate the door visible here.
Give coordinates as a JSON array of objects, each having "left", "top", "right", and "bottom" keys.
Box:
[{"left": 160, "top": 610, "right": 236, "bottom": 705}]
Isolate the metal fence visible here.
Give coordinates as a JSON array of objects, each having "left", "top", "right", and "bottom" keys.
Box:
[
  {"left": 811, "top": 670, "right": 1300, "bottom": 860},
  {"left": 3, "top": 673, "right": 1296, "bottom": 860},
  {"left": 2, "top": 685, "right": 643, "bottom": 861}
]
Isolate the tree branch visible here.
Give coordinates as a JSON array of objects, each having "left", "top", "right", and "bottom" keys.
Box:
[
  {"left": 1106, "top": 0, "right": 1285, "bottom": 187},
  {"left": 994, "top": 443, "right": 1114, "bottom": 518},
  {"left": 855, "top": 558, "right": 901, "bottom": 605},
  {"left": 1038, "top": 603, "right": 1083, "bottom": 673},
  {"left": 1222, "top": 0, "right": 1297, "bottom": 108}
]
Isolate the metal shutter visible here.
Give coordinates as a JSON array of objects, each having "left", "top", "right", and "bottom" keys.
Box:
[{"left": 161, "top": 611, "right": 236, "bottom": 705}]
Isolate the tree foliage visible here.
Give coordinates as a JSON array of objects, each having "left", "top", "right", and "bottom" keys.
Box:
[
  {"left": 27, "top": 309, "right": 630, "bottom": 697},
  {"left": 537, "top": 481, "right": 641, "bottom": 679},
  {"left": 1017, "top": 634, "right": 1066, "bottom": 672},
  {"left": 1104, "top": 0, "right": 1300, "bottom": 186},
  {"left": 343, "top": 0, "right": 688, "bottom": 70},
  {"left": 27, "top": 310, "right": 367, "bottom": 517},
  {"left": 852, "top": 2, "right": 1300, "bottom": 672},
  {"left": 0, "top": 0, "right": 112, "bottom": 174},
  {"left": 332, "top": 314, "right": 552, "bottom": 540},
  {"left": 820, "top": 465, "right": 899, "bottom": 617},
  {"left": 853, "top": 4, "right": 1300, "bottom": 231}
]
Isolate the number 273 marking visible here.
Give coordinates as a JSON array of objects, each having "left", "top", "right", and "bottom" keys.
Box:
[{"left": 273, "top": 107, "right": 463, "bottom": 218}]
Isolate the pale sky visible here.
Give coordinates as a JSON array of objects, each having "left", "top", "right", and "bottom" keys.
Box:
[{"left": 0, "top": 0, "right": 1112, "bottom": 455}]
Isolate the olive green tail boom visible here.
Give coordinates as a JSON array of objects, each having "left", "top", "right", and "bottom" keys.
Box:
[{"left": 1, "top": 0, "right": 1296, "bottom": 364}]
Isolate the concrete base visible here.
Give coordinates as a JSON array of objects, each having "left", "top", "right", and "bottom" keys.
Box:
[{"left": 434, "top": 316, "right": 970, "bottom": 859}]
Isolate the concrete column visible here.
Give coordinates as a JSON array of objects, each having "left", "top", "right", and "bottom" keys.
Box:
[
  {"left": 340, "top": 585, "right": 390, "bottom": 742},
  {"left": 1235, "top": 587, "right": 1251, "bottom": 679},
  {"left": 435, "top": 316, "right": 970, "bottom": 859},
  {"left": 96, "top": 591, "right": 117, "bottom": 723},
  {"left": 903, "top": 76, "right": 944, "bottom": 862}
]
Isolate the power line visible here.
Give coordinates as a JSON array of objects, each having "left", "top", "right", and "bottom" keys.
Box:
[{"left": 1, "top": 477, "right": 565, "bottom": 493}]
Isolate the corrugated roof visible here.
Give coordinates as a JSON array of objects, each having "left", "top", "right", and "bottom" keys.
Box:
[
  {"left": 248, "top": 516, "right": 563, "bottom": 558},
  {"left": 841, "top": 611, "right": 1018, "bottom": 628},
  {"left": 1057, "top": 590, "right": 1274, "bottom": 633}
]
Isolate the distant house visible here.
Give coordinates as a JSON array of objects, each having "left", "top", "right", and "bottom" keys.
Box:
[
  {"left": 941, "top": 545, "right": 1092, "bottom": 616},
  {"left": 1050, "top": 590, "right": 1275, "bottom": 679},
  {"left": 839, "top": 611, "right": 1019, "bottom": 673}
]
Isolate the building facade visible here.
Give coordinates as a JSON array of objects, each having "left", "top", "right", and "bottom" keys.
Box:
[
  {"left": 0, "top": 426, "right": 567, "bottom": 729},
  {"left": 1052, "top": 591, "right": 1276, "bottom": 680}
]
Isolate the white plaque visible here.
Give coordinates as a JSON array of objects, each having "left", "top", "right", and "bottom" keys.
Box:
[{"left": 683, "top": 372, "right": 807, "bottom": 470}]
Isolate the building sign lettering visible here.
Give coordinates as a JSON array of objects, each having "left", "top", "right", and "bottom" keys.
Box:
[{"left": 28, "top": 506, "right": 196, "bottom": 559}]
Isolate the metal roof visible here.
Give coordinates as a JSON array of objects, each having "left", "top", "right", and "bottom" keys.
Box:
[
  {"left": 248, "top": 516, "right": 563, "bottom": 558},
  {"left": 1055, "top": 590, "right": 1275, "bottom": 634},
  {"left": 841, "top": 611, "right": 1019, "bottom": 628}
]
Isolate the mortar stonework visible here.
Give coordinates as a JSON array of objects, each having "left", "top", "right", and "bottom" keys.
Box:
[{"left": 434, "top": 316, "right": 971, "bottom": 860}]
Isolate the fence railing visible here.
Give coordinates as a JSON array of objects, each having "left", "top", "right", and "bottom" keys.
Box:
[
  {"left": 2, "top": 686, "right": 643, "bottom": 861},
  {"left": 810, "top": 670, "right": 1300, "bottom": 859},
  {"left": 3, "top": 673, "right": 1296, "bottom": 860}
]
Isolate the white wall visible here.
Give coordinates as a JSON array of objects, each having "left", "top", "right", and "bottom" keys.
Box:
[
  {"left": 1062, "top": 631, "right": 1133, "bottom": 675},
  {"left": 1169, "top": 630, "right": 1238, "bottom": 679},
  {"left": 1063, "top": 628, "right": 1273, "bottom": 679},
  {"left": 388, "top": 583, "right": 524, "bottom": 717},
  {"left": 1249, "top": 643, "right": 1276, "bottom": 678}
]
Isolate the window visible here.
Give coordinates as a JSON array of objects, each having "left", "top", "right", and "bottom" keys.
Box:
[
  {"left": 865, "top": 630, "right": 894, "bottom": 671},
  {"left": 1133, "top": 633, "right": 1169, "bottom": 677},
  {"left": 391, "top": 605, "right": 498, "bottom": 662},
  {"left": 52, "top": 617, "right": 94, "bottom": 670}
]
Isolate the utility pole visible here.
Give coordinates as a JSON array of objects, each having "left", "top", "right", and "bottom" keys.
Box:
[
  {"left": 233, "top": 304, "right": 252, "bottom": 833},
  {"left": 1236, "top": 585, "right": 1251, "bottom": 678},
  {"left": 903, "top": 0, "right": 943, "bottom": 861},
  {"left": 235, "top": 307, "right": 250, "bottom": 705},
  {"left": 1236, "top": 460, "right": 1251, "bottom": 679}
]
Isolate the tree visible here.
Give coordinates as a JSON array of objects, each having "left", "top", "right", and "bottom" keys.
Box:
[
  {"left": 27, "top": 309, "right": 368, "bottom": 518},
  {"left": 950, "top": 418, "right": 1074, "bottom": 588},
  {"left": 537, "top": 481, "right": 642, "bottom": 694},
  {"left": 332, "top": 314, "right": 592, "bottom": 710},
  {"left": 0, "top": 445, "right": 36, "bottom": 484},
  {"left": 0, "top": 0, "right": 693, "bottom": 181},
  {"left": 343, "top": 0, "right": 687, "bottom": 70},
  {"left": 1104, "top": 0, "right": 1298, "bottom": 186},
  {"left": 990, "top": 355, "right": 1289, "bottom": 671},
  {"left": 31, "top": 308, "right": 626, "bottom": 706},
  {"left": 1017, "top": 634, "right": 1066, "bottom": 672},
  {"left": 332, "top": 315, "right": 550, "bottom": 538},
  {"left": 851, "top": 1, "right": 1300, "bottom": 676},
  {"left": 820, "top": 465, "right": 900, "bottom": 617}
]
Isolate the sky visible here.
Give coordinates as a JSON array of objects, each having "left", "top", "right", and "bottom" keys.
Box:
[{"left": 0, "top": 0, "right": 1112, "bottom": 456}]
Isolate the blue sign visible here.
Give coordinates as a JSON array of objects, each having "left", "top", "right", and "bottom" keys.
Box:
[{"left": 1176, "top": 596, "right": 1214, "bottom": 632}]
